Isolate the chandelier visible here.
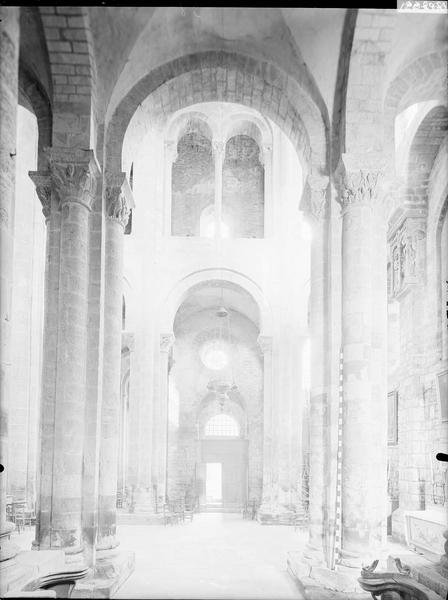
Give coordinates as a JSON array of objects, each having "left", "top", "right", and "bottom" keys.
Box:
[{"left": 206, "top": 284, "right": 238, "bottom": 412}]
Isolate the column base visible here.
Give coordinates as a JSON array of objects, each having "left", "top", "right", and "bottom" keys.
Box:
[
  {"left": 117, "top": 510, "right": 165, "bottom": 526},
  {"left": 0, "top": 522, "right": 20, "bottom": 562},
  {"left": 128, "top": 488, "right": 156, "bottom": 514},
  {"left": 96, "top": 538, "right": 120, "bottom": 553},
  {"left": 287, "top": 551, "right": 370, "bottom": 599},
  {"left": 117, "top": 489, "right": 165, "bottom": 525},
  {"left": 71, "top": 549, "right": 135, "bottom": 599},
  {"left": 258, "top": 503, "right": 304, "bottom": 525}
]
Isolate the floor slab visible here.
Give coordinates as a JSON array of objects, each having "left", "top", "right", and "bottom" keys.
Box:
[{"left": 114, "top": 512, "right": 306, "bottom": 599}]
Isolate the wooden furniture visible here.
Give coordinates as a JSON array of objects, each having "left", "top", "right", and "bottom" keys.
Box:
[
  {"left": 242, "top": 499, "right": 259, "bottom": 520},
  {"left": 184, "top": 501, "right": 194, "bottom": 522},
  {"left": 9, "top": 501, "right": 27, "bottom": 533},
  {"left": 23, "top": 566, "right": 89, "bottom": 598},
  {"left": 162, "top": 503, "right": 178, "bottom": 526},
  {"left": 358, "top": 558, "right": 436, "bottom": 600},
  {"left": 173, "top": 501, "right": 185, "bottom": 523},
  {"left": 292, "top": 509, "right": 308, "bottom": 531}
]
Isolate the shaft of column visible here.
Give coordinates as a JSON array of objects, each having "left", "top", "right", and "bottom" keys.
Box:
[
  {"left": 97, "top": 174, "right": 131, "bottom": 551},
  {"left": 158, "top": 334, "right": 174, "bottom": 504},
  {"left": 308, "top": 219, "right": 328, "bottom": 549},
  {"left": 35, "top": 151, "right": 99, "bottom": 558},
  {"left": 0, "top": 5, "right": 20, "bottom": 562},
  {"left": 81, "top": 195, "right": 104, "bottom": 568},
  {"left": 164, "top": 140, "right": 177, "bottom": 236},
  {"left": 258, "top": 335, "right": 273, "bottom": 514},
  {"left": 260, "top": 144, "right": 272, "bottom": 238},
  {"left": 213, "top": 140, "right": 225, "bottom": 239},
  {"left": 301, "top": 175, "right": 330, "bottom": 560},
  {"left": 29, "top": 172, "right": 60, "bottom": 552},
  {"left": 338, "top": 165, "right": 387, "bottom": 561}
]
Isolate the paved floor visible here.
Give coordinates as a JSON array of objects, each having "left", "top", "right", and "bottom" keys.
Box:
[{"left": 115, "top": 513, "right": 306, "bottom": 599}]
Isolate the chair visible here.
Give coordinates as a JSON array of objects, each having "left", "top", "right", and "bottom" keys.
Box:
[
  {"left": 250, "top": 500, "right": 259, "bottom": 520},
  {"left": 184, "top": 501, "right": 194, "bottom": 522},
  {"left": 12, "top": 502, "right": 27, "bottom": 533},
  {"left": 6, "top": 502, "right": 14, "bottom": 523},
  {"left": 163, "top": 503, "right": 178, "bottom": 526},
  {"left": 242, "top": 502, "right": 251, "bottom": 520},
  {"left": 173, "top": 501, "right": 185, "bottom": 524},
  {"left": 24, "top": 505, "right": 36, "bottom": 527}
]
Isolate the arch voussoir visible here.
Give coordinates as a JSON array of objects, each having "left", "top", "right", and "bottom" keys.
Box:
[{"left": 105, "top": 51, "right": 328, "bottom": 178}]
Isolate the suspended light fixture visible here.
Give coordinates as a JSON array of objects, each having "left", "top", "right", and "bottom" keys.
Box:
[{"left": 205, "top": 283, "right": 238, "bottom": 412}]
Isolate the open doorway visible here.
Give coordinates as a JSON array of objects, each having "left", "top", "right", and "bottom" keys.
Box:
[{"left": 205, "top": 463, "right": 222, "bottom": 505}]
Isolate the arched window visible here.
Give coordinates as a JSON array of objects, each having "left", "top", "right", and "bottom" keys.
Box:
[
  {"left": 205, "top": 414, "right": 239, "bottom": 437},
  {"left": 222, "top": 134, "right": 264, "bottom": 238},
  {"left": 171, "top": 119, "right": 214, "bottom": 236}
]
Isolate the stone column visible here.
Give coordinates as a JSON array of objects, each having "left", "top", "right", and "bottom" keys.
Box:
[
  {"left": 337, "top": 155, "right": 388, "bottom": 561},
  {"left": 212, "top": 140, "right": 225, "bottom": 238},
  {"left": 97, "top": 173, "right": 132, "bottom": 551},
  {"left": 258, "top": 335, "right": 275, "bottom": 519},
  {"left": 260, "top": 144, "right": 273, "bottom": 238},
  {"left": 0, "top": 5, "right": 20, "bottom": 562},
  {"left": 158, "top": 334, "right": 174, "bottom": 504},
  {"left": 34, "top": 150, "right": 99, "bottom": 558},
  {"left": 301, "top": 175, "right": 330, "bottom": 558},
  {"left": 80, "top": 185, "right": 104, "bottom": 568},
  {"left": 164, "top": 140, "right": 177, "bottom": 236},
  {"left": 441, "top": 530, "right": 448, "bottom": 578},
  {"left": 28, "top": 172, "right": 57, "bottom": 551}
]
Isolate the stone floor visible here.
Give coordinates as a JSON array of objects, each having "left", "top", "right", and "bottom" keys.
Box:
[
  {"left": 115, "top": 513, "right": 306, "bottom": 599},
  {"left": 10, "top": 515, "right": 306, "bottom": 599}
]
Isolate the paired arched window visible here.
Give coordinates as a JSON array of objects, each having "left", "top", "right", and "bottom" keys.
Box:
[
  {"left": 169, "top": 112, "right": 268, "bottom": 239},
  {"left": 222, "top": 134, "right": 264, "bottom": 238},
  {"left": 171, "top": 119, "right": 214, "bottom": 237},
  {"left": 204, "top": 413, "right": 239, "bottom": 437}
]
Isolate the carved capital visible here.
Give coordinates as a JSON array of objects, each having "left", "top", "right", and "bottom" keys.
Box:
[
  {"left": 46, "top": 148, "right": 100, "bottom": 211},
  {"left": 337, "top": 170, "right": 382, "bottom": 212},
  {"left": 300, "top": 174, "right": 329, "bottom": 222},
  {"left": 259, "top": 144, "right": 272, "bottom": 166},
  {"left": 258, "top": 335, "right": 273, "bottom": 354},
  {"left": 165, "top": 139, "right": 178, "bottom": 164},
  {"left": 104, "top": 173, "right": 131, "bottom": 229},
  {"left": 335, "top": 153, "right": 386, "bottom": 213},
  {"left": 29, "top": 171, "right": 52, "bottom": 220},
  {"left": 212, "top": 139, "right": 225, "bottom": 158},
  {"left": 160, "top": 333, "right": 175, "bottom": 352},
  {"left": 388, "top": 211, "right": 426, "bottom": 300}
]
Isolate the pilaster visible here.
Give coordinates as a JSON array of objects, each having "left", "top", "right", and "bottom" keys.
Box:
[{"left": 157, "top": 333, "right": 175, "bottom": 505}]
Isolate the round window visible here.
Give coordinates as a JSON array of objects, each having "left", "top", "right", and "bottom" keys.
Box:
[{"left": 200, "top": 340, "right": 229, "bottom": 370}]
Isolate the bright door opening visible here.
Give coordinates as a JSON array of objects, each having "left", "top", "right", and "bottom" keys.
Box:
[{"left": 205, "top": 462, "right": 222, "bottom": 502}]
